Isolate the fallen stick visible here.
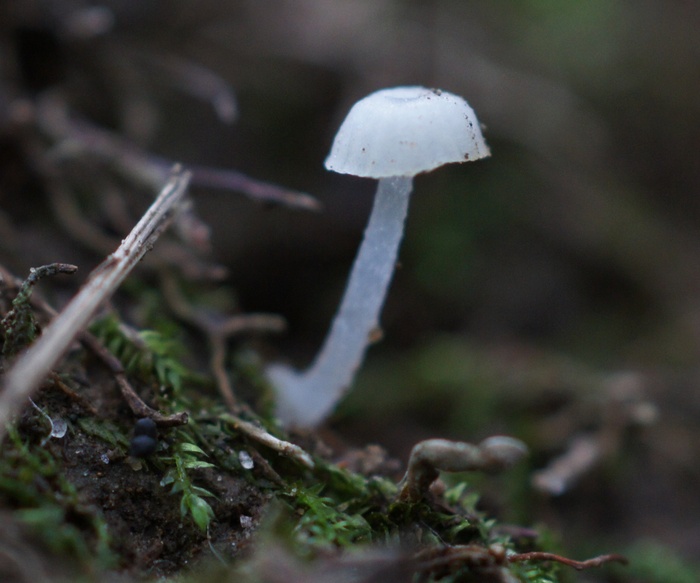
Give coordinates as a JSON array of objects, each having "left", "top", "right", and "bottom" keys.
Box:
[
  {"left": 220, "top": 413, "right": 315, "bottom": 470},
  {"left": 0, "top": 167, "right": 191, "bottom": 441}
]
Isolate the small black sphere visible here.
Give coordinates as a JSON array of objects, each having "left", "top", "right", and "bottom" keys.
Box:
[
  {"left": 129, "top": 434, "right": 157, "bottom": 457},
  {"left": 133, "top": 418, "right": 157, "bottom": 439}
]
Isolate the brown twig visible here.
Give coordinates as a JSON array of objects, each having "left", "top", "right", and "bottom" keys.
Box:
[
  {"left": 207, "top": 314, "right": 287, "bottom": 413},
  {"left": 508, "top": 551, "right": 629, "bottom": 570},
  {"left": 415, "top": 544, "right": 627, "bottom": 580},
  {"left": 31, "top": 96, "right": 320, "bottom": 211},
  {"left": 160, "top": 269, "right": 285, "bottom": 412},
  {"left": 187, "top": 165, "right": 321, "bottom": 211},
  {"left": 240, "top": 445, "right": 285, "bottom": 486},
  {"left": 0, "top": 168, "right": 190, "bottom": 441},
  {"left": 77, "top": 333, "right": 187, "bottom": 426}
]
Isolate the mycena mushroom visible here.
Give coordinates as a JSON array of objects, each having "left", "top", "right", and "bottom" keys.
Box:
[{"left": 269, "top": 86, "right": 490, "bottom": 427}]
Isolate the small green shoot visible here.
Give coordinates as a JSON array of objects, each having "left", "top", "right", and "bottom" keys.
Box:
[
  {"left": 160, "top": 438, "right": 217, "bottom": 531},
  {"left": 91, "top": 314, "right": 192, "bottom": 394},
  {"left": 283, "top": 483, "right": 373, "bottom": 549}
]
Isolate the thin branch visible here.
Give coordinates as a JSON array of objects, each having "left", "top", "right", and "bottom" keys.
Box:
[
  {"left": 187, "top": 164, "right": 321, "bottom": 211},
  {"left": 206, "top": 314, "right": 285, "bottom": 414},
  {"left": 209, "top": 334, "right": 239, "bottom": 413},
  {"left": 508, "top": 551, "right": 628, "bottom": 570},
  {"left": 414, "top": 544, "right": 627, "bottom": 578},
  {"left": 0, "top": 168, "right": 191, "bottom": 441},
  {"left": 128, "top": 51, "right": 239, "bottom": 124},
  {"left": 531, "top": 434, "right": 600, "bottom": 496},
  {"left": 0, "top": 263, "right": 185, "bottom": 425},
  {"left": 77, "top": 332, "right": 187, "bottom": 426},
  {"left": 220, "top": 413, "right": 315, "bottom": 470},
  {"left": 32, "top": 96, "right": 320, "bottom": 211},
  {"left": 160, "top": 269, "right": 285, "bottom": 412}
]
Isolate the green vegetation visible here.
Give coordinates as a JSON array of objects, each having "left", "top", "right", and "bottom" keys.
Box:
[
  {"left": 0, "top": 267, "right": 621, "bottom": 581},
  {"left": 0, "top": 426, "right": 114, "bottom": 569},
  {"left": 160, "top": 438, "right": 217, "bottom": 531},
  {"left": 90, "top": 314, "right": 195, "bottom": 396}
]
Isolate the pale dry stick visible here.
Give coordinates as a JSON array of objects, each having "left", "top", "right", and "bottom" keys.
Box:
[
  {"left": 0, "top": 264, "right": 184, "bottom": 424},
  {"left": 0, "top": 168, "right": 191, "bottom": 441},
  {"left": 220, "top": 413, "right": 315, "bottom": 470},
  {"left": 531, "top": 434, "right": 600, "bottom": 495}
]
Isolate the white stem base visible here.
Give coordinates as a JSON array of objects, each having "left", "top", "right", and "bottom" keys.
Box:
[{"left": 268, "top": 176, "right": 413, "bottom": 427}]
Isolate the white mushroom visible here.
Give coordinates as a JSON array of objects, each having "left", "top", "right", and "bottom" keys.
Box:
[{"left": 269, "top": 86, "right": 490, "bottom": 427}]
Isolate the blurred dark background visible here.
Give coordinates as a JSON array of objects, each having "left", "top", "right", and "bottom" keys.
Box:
[{"left": 1, "top": 0, "right": 700, "bottom": 578}]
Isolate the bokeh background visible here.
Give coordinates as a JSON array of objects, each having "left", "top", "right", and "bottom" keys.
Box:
[{"left": 2, "top": 1, "right": 700, "bottom": 580}]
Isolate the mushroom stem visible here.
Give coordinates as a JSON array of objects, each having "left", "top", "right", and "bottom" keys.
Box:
[{"left": 269, "top": 176, "right": 413, "bottom": 426}]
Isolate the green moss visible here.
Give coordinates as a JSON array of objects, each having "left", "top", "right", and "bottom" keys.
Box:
[
  {"left": 0, "top": 426, "right": 114, "bottom": 569},
  {"left": 1, "top": 280, "right": 578, "bottom": 582},
  {"left": 77, "top": 417, "right": 130, "bottom": 450},
  {"left": 160, "top": 434, "right": 217, "bottom": 531},
  {"left": 90, "top": 313, "right": 200, "bottom": 395}
]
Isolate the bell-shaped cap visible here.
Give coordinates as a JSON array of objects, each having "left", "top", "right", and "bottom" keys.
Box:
[{"left": 324, "top": 86, "right": 490, "bottom": 178}]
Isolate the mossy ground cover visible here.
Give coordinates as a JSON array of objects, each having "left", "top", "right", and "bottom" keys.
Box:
[{"left": 0, "top": 269, "right": 566, "bottom": 582}]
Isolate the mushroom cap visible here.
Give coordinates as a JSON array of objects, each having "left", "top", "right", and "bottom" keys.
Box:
[{"left": 324, "top": 86, "right": 490, "bottom": 178}]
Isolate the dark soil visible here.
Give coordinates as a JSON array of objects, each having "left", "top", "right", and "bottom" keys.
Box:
[{"left": 4, "top": 353, "right": 270, "bottom": 580}]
